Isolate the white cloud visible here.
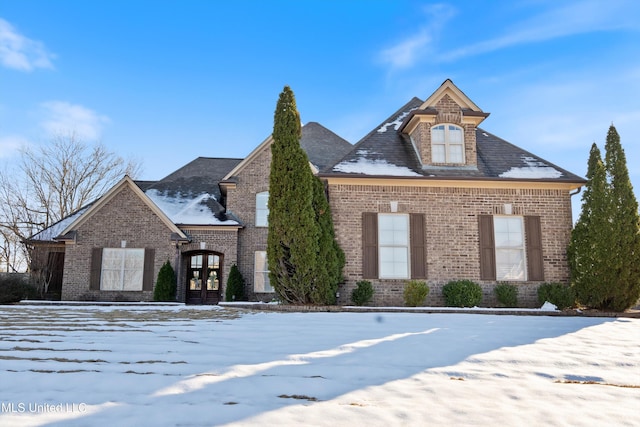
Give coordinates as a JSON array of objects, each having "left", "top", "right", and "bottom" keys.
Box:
[
  {"left": 378, "top": 4, "right": 456, "bottom": 70},
  {"left": 40, "top": 101, "right": 110, "bottom": 140},
  {"left": 0, "top": 18, "right": 55, "bottom": 71},
  {"left": 0, "top": 134, "right": 28, "bottom": 158},
  {"left": 440, "top": 0, "right": 639, "bottom": 62},
  {"left": 378, "top": 1, "right": 639, "bottom": 68}
]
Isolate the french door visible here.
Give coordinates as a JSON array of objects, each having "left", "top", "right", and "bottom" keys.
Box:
[{"left": 185, "top": 253, "right": 222, "bottom": 304}]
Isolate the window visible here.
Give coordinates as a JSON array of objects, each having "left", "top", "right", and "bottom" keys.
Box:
[
  {"left": 493, "top": 217, "right": 526, "bottom": 281},
  {"left": 378, "top": 214, "right": 409, "bottom": 279},
  {"left": 431, "top": 124, "right": 464, "bottom": 163},
  {"left": 256, "top": 192, "right": 269, "bottom": 227},
  {"left": 101, "top": 248, "right": 145, "bottom": 290},
  {"left": 254, "top": 251, "right": 273, "bottom": 292},
  {"left": 479, "top": 215, "right": 544, "bottom": 282},
  {"left": 362, "top": 213, "right": 425, "bottom": 280}
]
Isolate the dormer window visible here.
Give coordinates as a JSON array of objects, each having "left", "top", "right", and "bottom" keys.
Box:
[{"left": 432, "top": 124, "right": 464, "bottom": 163}]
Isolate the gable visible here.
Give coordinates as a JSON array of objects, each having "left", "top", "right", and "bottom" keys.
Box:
[
  {"left": 59, "top": 176, "right": 187, "bottom": 240},
  {"left": 420, "top": 79, "right": 483, "bottom": 111},
  {"left": 222, "top": 122, "right": 352, "bottom": 181}
]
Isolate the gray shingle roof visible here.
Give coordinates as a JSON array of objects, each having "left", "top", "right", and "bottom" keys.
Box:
[
  {"left": 145, "top": 157, "right": 243, "bottom": 224},
  {"left": 300, "top": 122, "right": 353, "bottom": 172},
  {"left": 148, "top": 157, "right": 242, "bottom": 199},
  {"left": 325, "top": 98, "right": 585, "bottom": 183}
]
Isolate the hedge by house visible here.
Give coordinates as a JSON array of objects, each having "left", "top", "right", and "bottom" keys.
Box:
[
  {"left": 351, "top": 280, "right": 374, "bottom": 306},
  {"left": 0, "top": 274, "right": 39, "bottom": 304},
  {"left": 442, "top": 280, "right": 483, "bottom": 307}
]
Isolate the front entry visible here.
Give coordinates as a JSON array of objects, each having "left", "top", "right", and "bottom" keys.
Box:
[{"left": 186, "top": 253, "right": 222, "bottom": 304}]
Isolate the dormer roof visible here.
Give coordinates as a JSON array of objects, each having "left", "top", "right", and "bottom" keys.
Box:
[
  {"left": 399, "top": 79, "right": 490, "bottom": 134},
  {"left": 420, "top": 78, "right": 482, "bottom": 111},
  {"left": 324, "top": 94, "right": 585, "bottom": 187}
]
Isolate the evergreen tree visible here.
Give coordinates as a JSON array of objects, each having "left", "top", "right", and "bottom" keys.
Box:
[
  {"left": 267, "top": 86, "right": 320, "bottom": 304},
  {"left": 602, "top": 125, "right": 640, "bottom": 311},
  {"left": 568, "top": 143, "right": 609, "bottom": 307},
  {"left": 569, "top": 126, "right": 640, "bottom": 311},
  {"left": 225, "top": 264, "right": 245, "bottom": 302},
  {"left": 153, "top": 260, "right": 176, "bottom": 301},
  {"left": 310, "top": 176, "right": 345, "bottom": 304}
]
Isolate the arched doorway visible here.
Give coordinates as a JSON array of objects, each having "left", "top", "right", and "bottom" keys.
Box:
[{"left": 185, "top": 252, "right": 222, "bottom": 304}]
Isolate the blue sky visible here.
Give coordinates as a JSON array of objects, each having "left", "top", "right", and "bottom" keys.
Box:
[{"left": 1, "top": 0, "right": 639, "bottom": 212}]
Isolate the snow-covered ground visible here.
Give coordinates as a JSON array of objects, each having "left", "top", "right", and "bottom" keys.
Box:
[{"left": 0, "top": 305, "right": 638, "bottom": 427}]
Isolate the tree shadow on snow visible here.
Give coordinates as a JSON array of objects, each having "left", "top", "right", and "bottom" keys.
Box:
[{"left": 35, "top": 311, "right": 616, "bottom": 426}]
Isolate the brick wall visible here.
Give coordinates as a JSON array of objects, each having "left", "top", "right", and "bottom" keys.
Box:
[
  {"left": 328, "top": 182, "right": 574, "bottom": 307},
  {"left": 225, "top": 144, "right": 272, "bottom": 301},
  {"left": 61, "top": 185, "right": 177, "bottom": 301}
]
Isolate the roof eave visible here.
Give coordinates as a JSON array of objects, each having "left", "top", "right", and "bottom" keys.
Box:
[{"left": 319, "top": 173, "right": 586, "bottom": 189}]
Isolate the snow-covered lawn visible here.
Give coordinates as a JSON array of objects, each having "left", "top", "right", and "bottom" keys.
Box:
[{"left": 0, "top": 305, "right": 638, "bottom": 427}]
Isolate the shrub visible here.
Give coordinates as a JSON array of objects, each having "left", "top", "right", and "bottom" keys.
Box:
[
  {"left": 537, "top": 283, "right": 575, "bottom": 310},
  {"left": 0, "top": 275, "right": 38, "bottom": 304},
  {"left": 153, "top": 260, "right": 177, "bottom": 302},
  {"left": 404, "top": 280, "right": 429, "bottom": 307},
  {"left": 443, "top": 280, "right": 483, "bottom": 307},
  {"left": 494, "top": 283, "right": 518, "bottom": 307},
  {"left": 351, "top": 280, "right": 374, "bottom": 306},
  {"left": 225, "top": 264, "right": 245, "bottom": 302}
]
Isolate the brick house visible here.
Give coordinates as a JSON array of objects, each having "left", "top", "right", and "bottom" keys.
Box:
[
  {"left": 321, "top": 80, "right": 585, "bottom": 306},
  {"left": 27, "top": 123, "right": 352, "bottom": 304},
  {"left": 27, "top": 80, "right": 584, "bottom": 306}
]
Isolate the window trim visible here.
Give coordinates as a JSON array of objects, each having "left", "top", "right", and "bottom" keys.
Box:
[
  {"left": 254, "top": 250, "right": 273, "bottom": 293},
  {"left": 493, "top": 215, "right": 527, "bottom": 281},
  {"left": 255, "top": 191, "right": 269, "bottom": 227},
  {"left": 431, "top": 124, "right": 465, "bottom": 164},
  {"left": 100, "top": 248, "right": 145, "bottom": 291},
  {"left": 378, "top": 213, "right": 410, "bottom": 279}
]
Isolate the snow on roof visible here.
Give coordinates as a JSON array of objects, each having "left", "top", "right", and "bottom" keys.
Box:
[
  {"left": 333, "top": 157, "right": 421, "bottom": 177},
  {"left": 499, "top": 156, "right": 563, "bottom": 179},
  {"left": 146, "top": 189, "right": 238, "bottom": 225},
  {"left": 377, "top": 107, "right": 418, "bottom": 133},
  {"left": 29, "top": 206, "right": 90, "bottom": 241}
]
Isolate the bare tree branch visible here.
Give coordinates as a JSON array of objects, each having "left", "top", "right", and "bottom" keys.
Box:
[{"left": 0, "top": 132, "right": 142, "bottom": 272}]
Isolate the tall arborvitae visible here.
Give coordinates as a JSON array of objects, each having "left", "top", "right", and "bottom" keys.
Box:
[
  {"left": 568, "top": 143, "right": 608, "bottom": 307},
  {"left": 569, "top": 126, "right": 640, "bottom": 312},
  {"left": 267, "top": 86, "right": 319, "bottom": 304},
  {"left": 310, "top": 176, "right": 345, "bottom": 304},
  {"left": 602, "top": 125, "right": 640, "bottom": 311}
]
